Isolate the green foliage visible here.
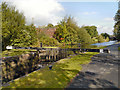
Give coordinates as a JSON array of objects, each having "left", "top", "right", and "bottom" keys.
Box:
[
  {"left": 101, "top": 33, "right": 110, "bottom": 39},
  {"left": 97, "top": 35, "right": 105, "bottom": 43},
  {"left": 66, "top": 16, "right": 79, "bottom": 43},
  {"left": 118, "top": 47, "right": 120, "bottom": 51},
  {"left": 105, "top": 37, "right": 109, "bottom": 42},
  {"left": 77, "top": 28, "right": 92, "bottom": 44},
  {"left": 82, "top": 26, "right": 98, "bottom": 38},
  {"left": 2, "top": 2, "right": 25, "bottom": 50},
  {"left": 91, "top": 37, "right": 98, "bottom": 43},
  {"left": 25, "top": 24, "right": 37, "bottom": 45},
  {"left": 37, "top": 31, "right": 60, "bottom": 46},
  {"left": 54, "top": 16, "right": 100, "bottom": 45},
  {"left": 2, "top": 2, "right": 37, "bottom": 50},
  {"left": 114, "top": 9, "right": 120, "bottom": 41},
  {"left": 47, "top": 23, "right": 54, "bottom": 28},
  {"left": 2, "top": 2, "right": 105, "bottom": 50},
  {"left": 113, "top": 27, "right": 118, "bottom": 37},
  {"left": 2, "top": 49, "right": 36, "bottom": 57},
  {"left": 54, "top": 16, "right": 93, "bottom": 44},
  {"left": 100, "top": 33, "right": 110, "bottom": 42},
  {"left": 54, "top": 21, "right": 68, "bottom": 43}
]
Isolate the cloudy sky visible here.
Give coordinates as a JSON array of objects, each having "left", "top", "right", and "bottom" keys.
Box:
[{"left": 1, "top": 0, "right": 118, "bottom": 35}]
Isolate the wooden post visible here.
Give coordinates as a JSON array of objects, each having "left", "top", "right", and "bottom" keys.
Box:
[
  {"left": 54, "top": 49, "right": 57, "bottom": 61},
  {"left": 40, "top": 42, "right": 42, "bottom": 48},
  {"left": 66, "top": 49, "right": 67, "bottom": 57},
  {"left": 78, "top": 43, "right": 82, "bottom": 53},
  {"left": 64, "top": 49, "right": 66, "bottom": 57},
  {"left": 62, "top": 49, "right": 63, "bottom": 58},
  {"left": 71, "top": 42, "right": 72, "bottom": 48},
  {"left": 49, "top": 55, "right": 50, "bottom": 61},
  {"left": 60, "top": 49, "right": 62, "bottom": 59}
]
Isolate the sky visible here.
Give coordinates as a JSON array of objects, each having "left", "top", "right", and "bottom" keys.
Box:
[
  {"left": 57, "top": 0, "right": 117, "bottom": 2},
  {"left": 1, "top": 0, "right": 119, "bottom": 35},
  {"left": 60, "top": 2, "right": 118, "bottom": 35}
]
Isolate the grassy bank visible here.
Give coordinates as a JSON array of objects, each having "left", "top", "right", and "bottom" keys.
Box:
[
  {"left": 2, "top": 49, "right": 36, "bottom": 57},
  {"left": 116, "top": 41, "right": 120, "bottom": 51},
  {"left": 2, "top": 52, "right": 98, "bottom": 88},
  {"left": 2, "top": 45, "right": 104, "bottom": 58},
  {"left": 118, "top": 47, "right": 120, "bottom": 51},
  {"left": 43, "top": 46, "right": 58, "bottom": 48},
  {"left": 92, "top": 46, "right": 107, "bottom": 49},
  {"left": 2, "top": 46, "right": 59, "bottom": 57}
]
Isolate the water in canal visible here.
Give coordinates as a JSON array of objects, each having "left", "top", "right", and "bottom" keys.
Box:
[
  {"left": 91, "top": 41, "right": 117, "bottom": 47},
  {"left": 60, "top": 41, "right": 117, "bottom": 49}
]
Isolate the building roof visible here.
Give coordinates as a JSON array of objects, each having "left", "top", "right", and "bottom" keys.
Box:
[{"left": 36, "top": 28, "right": 56, "bottom": 38}]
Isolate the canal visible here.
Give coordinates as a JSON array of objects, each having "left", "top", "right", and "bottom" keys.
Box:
[{"left": 91, "top": 41, "right": 117, "bottom": 47}]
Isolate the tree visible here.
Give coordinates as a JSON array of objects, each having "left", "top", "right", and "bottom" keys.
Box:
[
  {"left": 2, "top": 2, "right": 26, "bottom": 50},
  {"left": 105, "top": 37, "right": 109, "bottom": 42},
  {"left": 2, "top": 2, "right": 37, "bottom": 50},
  {"left": 54, "top": 16, "right": 79, "bottom": 43},
  {"left": 54, "top": 20, "right": 68, "bottom": 43},
  {"left": 82, "top": 26, "right": 98, "bottom": 38},
  {"left": 54, "top": 16, "right": 94, "bottom": 44},
  {"left": 36, "top": 30, "right": 59, "bottom": 46},
  {"left": 91, "top": 26, "right": 98, "bottom": 37},
  {"left": 101, "top": 33, "right": 110, "bottom": 39},
  {"left": 113, "top": 25, "right": 118, "bottom": 37},
  {"left": 25, "top": 24, "right": 37, "bottom": 45},
  {"left": 66, "top": 16, "right": 79, "bottom": 43},
  {"left": 77, "top": 28, "right": 92, "bottom": 44},
  {"left": 97, "top": 35, "right": 105, "bottom": 43},
  {"left": 114, "top": 9, "right": 120, "bottom": 41},
  {"left": 47, "top": 23, "right": 54, "bottom": 28}
]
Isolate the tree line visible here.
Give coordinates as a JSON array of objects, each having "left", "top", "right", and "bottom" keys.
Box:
[
  {"left": 1, "top": 2, "right": 110, "bottom": 51},
  {"left": 53, "top": 16, "right": 110, "bottom": 44},
  {"left": 114, "top": 8, "right": 120, "bottom": 41}
]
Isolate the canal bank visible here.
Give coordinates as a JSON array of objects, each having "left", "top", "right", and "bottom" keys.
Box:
[
  {"left": 105, "top": 43, "right": 120, "bottom": 58},
  {"left": 67, "top": 43, "right": 120, "bottom": 88},
  {"left": 2, "top": 52, "right": 98, "bottom": 88},
  {"left": 2, "top": 42, "right": 119, "bottom": 88}
]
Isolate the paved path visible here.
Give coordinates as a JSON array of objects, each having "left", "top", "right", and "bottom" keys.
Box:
[
  {"left": 105, "top": 43, "right": 120, "bottom": 58},
  {"left": 66, "top": 43, "right": 120, "bottom": 88}
]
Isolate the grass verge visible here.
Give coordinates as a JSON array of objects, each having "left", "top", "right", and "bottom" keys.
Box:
[
  {"left": 2, "top": 52, "right": 98, "bottom": 88},
  {"left": 43, "top": 46, "right": 58, "bottom": 48},
  {"left": 2, "top": 46, "right": 103, "bottom": 57},
  {"left": 2, "top": 49, "right": 36, "bottom": 57},
  {"left": 92, "top": 46, "right": 107, "bottom": 49},
  {"left": 118, "top": 47, "right": 120, "bottom": 51},
  {"left": 2, "top": 47, "right": 58, "bottom": 57}
]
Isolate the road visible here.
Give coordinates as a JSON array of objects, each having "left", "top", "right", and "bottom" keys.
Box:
[{"left": 66, "top": 43, "right": 120, "bottom": 88}]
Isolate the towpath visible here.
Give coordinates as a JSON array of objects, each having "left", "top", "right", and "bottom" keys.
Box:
[{"left": 66, "top": 43, "right": 120, "bottom": 88}]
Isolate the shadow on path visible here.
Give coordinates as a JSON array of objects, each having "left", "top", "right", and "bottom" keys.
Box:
[
  {"left": 66, "top": 43, "right": 120, "bottom": 89},
  {"left": 66, "top": 71, "right": 118, "bottom": 88}
]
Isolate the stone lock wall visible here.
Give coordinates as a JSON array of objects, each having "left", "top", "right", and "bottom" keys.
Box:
[
  {"left": 2, "top": 49, "right": 70, "bottom": 84},
  {"left": 2, "top": 52, "right": 41, "bottom": 84}
]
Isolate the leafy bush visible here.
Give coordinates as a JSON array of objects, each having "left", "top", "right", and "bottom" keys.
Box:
[
  {"left": 118, "top": 47, "right": 120, "bottom": 51},
  {"left": 2, "top": 2, "right": 37, "bottom": 50},
  {"left": 54, "top": 16, "right": 93, "bottom": 44},
  {"left": 97, "top": 35, "right": 105, "bottom": 43},
  {"left": 37, "top": 31, "right": 60, "bottom": 46}
]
